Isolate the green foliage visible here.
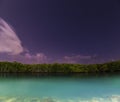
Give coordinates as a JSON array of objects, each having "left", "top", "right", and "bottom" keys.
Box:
[{"left": 0, "top": 61, "right": 120, "bottom": 73}]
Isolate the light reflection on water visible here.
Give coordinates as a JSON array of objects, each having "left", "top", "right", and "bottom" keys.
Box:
[
  {"left": 0, "top": 96, "right": 120, "bottom": 102},
  {"left": 0, "top": 73, "right": 120, "bottom": 102}
]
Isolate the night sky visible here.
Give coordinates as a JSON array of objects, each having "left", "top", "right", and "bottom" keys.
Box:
[{"left": 0, "top": 0, "right": 120, "bottom": 64}]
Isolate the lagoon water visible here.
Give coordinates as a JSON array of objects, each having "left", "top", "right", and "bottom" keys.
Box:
[{"left": 0, "top": 73, "right": 120, "bottom": 102}]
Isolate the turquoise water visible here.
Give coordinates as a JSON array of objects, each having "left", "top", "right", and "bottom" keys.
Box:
[{"left": 0, "top": 73, "right": 120, "bottom": 102}]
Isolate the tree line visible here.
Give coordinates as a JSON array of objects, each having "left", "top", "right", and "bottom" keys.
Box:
[{"left": 0, "top": 61, "right": 120, "bottom": 73}]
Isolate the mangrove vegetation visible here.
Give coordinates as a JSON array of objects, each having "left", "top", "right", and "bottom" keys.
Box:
[{"left": 0, "top": 61, "right": 120, "bottom": 73}]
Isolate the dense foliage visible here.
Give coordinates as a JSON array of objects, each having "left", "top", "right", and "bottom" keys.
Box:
[{"left": 0, "top": 61, "right": 120, "bottom": 73}]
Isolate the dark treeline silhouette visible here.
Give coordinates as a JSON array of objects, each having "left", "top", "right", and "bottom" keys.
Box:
[{"left": 0, "top": 61, "right": 120, "bottom": 73}]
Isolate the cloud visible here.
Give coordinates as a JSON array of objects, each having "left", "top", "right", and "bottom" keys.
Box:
[
  {"left": 0, "top": 17, "right": 48, "bottom": 63},
  {"left": 0, "top": 18, "right": 24, "bottom": 55},
  {"left": 63, "top": 54, "right": 92, "bottom": 63},
  {"left": 0, "top": 52, "right": 48, "bottom": 64},
  {"left": 24, "top": 53, "right": 47, "bottom": 63}
]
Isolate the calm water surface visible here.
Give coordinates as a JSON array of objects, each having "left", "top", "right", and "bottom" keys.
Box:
[{"left": 0, "top": 73, "right": 120, "bottom": 102}]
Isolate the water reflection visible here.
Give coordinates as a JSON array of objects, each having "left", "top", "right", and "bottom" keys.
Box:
[{"left": 0, "top": 72, "right": 120, "bottom": 79}]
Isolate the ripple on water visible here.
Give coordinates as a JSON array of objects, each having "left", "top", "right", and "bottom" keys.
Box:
[{"left": 0, "top": 95, "right": 120, "bottom": 102}]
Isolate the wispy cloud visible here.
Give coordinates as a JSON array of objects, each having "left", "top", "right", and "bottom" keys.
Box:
[
  {"left": 0, "top": 53, "right": 48, "bottom": 64},
  {"left": 0, "top": 18, "right": 24, "bottom": 55},
  {"left": 24, "top": 53, "right": 48, "bottom": 63},
  {"left": 63, "top": 54, "right": 92, "bottom": 63},
  {"left": 0, "top": 18, "right": 49, "bottom": 64}
]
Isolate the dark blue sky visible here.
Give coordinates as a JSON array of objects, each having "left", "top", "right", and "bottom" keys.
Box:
[{"left": 0, "top": 0, "right": 120, "bottom": 63}]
